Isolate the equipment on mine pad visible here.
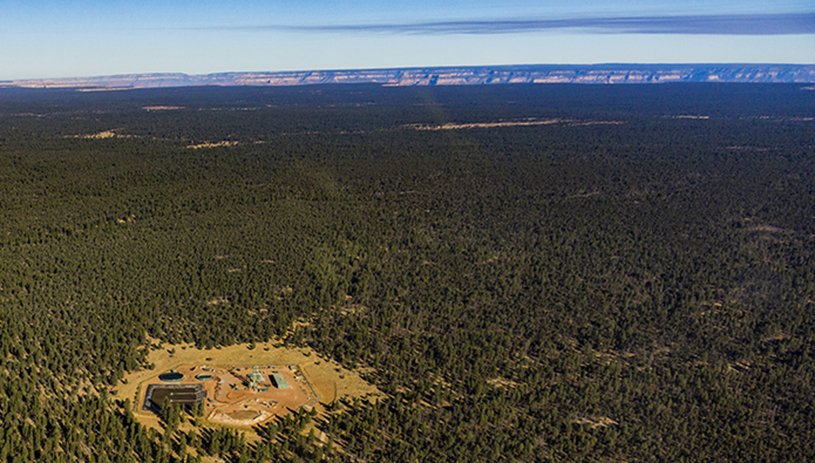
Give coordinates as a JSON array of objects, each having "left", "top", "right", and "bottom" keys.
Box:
[{"left": 248, "top": 365, "right": 264, "bottom": 390}]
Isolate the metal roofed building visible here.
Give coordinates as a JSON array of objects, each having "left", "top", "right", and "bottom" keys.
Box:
[{"left": 271, "top": 373, "right": 289, "bottom": 389}]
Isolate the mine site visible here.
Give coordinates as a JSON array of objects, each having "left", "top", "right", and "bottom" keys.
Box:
[
  {"left": 142, "top": 363, "right": 315, "bottom": 426},
  {"left": 117, "top": 340, "right": 381, "bottom": 430}
]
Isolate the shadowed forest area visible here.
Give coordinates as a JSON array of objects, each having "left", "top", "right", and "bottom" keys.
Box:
[{"left": 0, "top": 83, "right": 814, "bottom": 462}]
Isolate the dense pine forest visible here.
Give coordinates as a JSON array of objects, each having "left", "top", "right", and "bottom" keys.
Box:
[{"left": 0, "top": 83, "right": 814, "bottom": 462}]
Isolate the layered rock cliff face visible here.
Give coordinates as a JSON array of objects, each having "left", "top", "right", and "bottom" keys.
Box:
[{"left": 4, "top": 64, "right": 814, "bottom": 89}]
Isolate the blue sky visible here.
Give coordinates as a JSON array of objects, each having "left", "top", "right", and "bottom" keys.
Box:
[{"left": 1, "top": 0, "right": 813, "bottom": 80}]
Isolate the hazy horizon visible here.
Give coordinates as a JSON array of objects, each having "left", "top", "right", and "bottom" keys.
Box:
[{"left": 2, "top": 1, "right": 813, "bottom": 81}]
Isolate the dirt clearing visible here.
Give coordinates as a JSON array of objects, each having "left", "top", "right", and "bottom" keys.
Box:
[{"left": 115, "top": 341, "right": 381, "bottom": 430}]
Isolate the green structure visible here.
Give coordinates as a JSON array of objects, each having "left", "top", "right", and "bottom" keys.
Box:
[
  {"left": 271, "top": 373, "right": 289, "bottom": 389},
  {"left": 248, "top": 365, "right": 264, "bottom": 390}
]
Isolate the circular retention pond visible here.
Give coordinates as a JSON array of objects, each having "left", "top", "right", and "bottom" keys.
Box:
[
  {"left": 158, "top": 372, "right": 185, "bottom": 383},
  {"left": 195, "top": 374, "right": 213, "bottom": 381}
]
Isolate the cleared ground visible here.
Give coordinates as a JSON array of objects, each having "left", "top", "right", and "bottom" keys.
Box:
[
  {"left": 143, "top": 364, "right": 309, "bottom": 426},
  {"left": 115, "top": 340, "right": 381, "bottom": 430}
]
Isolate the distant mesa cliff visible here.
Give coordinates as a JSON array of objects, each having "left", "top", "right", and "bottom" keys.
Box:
[{"left": 3, "top": 64, "right": 814, "bottom": 89}]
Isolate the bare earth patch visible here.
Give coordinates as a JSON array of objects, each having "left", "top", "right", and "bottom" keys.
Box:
[
  {"left": 670, "top": 115, "right": 710, "bottom": 120},
  {"left": 487, "top": 377, "right": 522, "bottom": 389},
  {"left": 409, "top": 118, "right": 564, "bottom": 130},
  {"left": 575, "top": 415, "right": 619, "bottom": 429},
  {"left": 408, "top": 118, "right": 624, "bottom": 131},
  {"left": 187, "top": 141, "right": 240, "bottom": 149},
  {"left": 75, "top": 130, "right": 131, "bottom": 139},
  {"left": 115, "top": 341, "right": 381, "bottom": 431},
  {"left": 142, "top": 106, "right": 185, "bottom": 111},
  {"left": 748, "top": 224, "right": 789, "bottom": 234}
]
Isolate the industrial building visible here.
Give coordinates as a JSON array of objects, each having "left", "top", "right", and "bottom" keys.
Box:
[{"left": 271, "top": 373, "right": 289, "bottom": 389}]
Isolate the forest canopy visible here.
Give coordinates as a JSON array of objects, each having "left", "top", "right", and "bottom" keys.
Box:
[{"left": 0, "top": 83, "right": 813, "bottom": 462}]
